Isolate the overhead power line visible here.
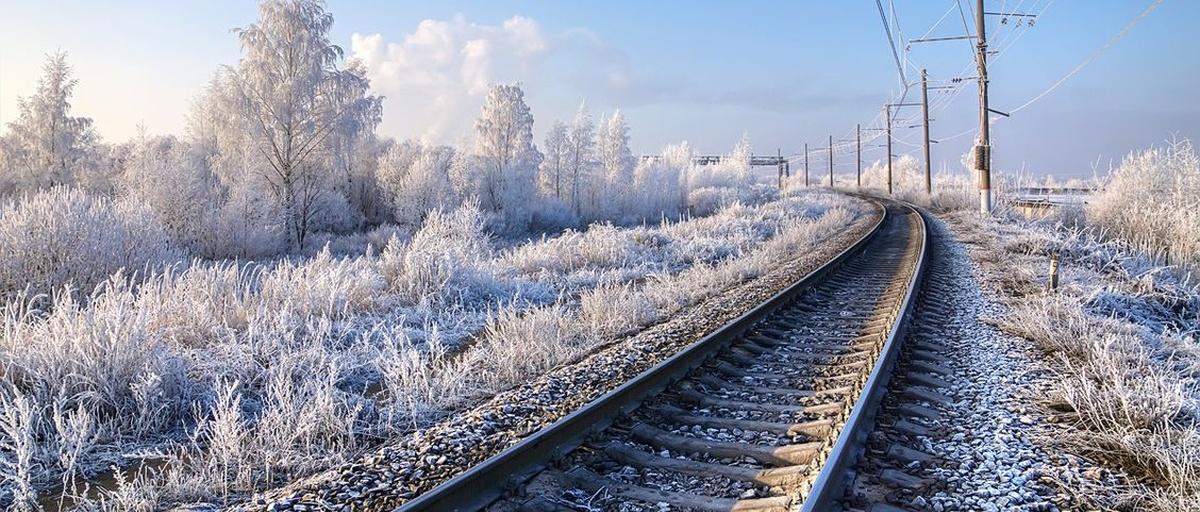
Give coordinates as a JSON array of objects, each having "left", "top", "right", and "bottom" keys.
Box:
[
  {"left": 1009, "top": 0, "right": 1163, "bottom": 114},
  {"left": 875, "top": 0, "right": 907, "bottom": 84}
]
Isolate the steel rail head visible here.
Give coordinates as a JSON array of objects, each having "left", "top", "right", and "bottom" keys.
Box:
[
  {"left": 799, "top": 199, "right": 932, "bottom": 512},
  {"left": 396, "top": 198, "right": 890, "bottom": 512}
]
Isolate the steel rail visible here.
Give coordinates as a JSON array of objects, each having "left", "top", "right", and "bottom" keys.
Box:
[
  {"left": 800, "top": 201, "right": 931, "bottom": 511},
  {"left": 397, "top": 199, "right": 891, "bottom": 512}
]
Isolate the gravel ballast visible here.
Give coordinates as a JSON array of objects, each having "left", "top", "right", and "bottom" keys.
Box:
[
  {"left": 848, "top": 212, "right": 1126, "bottom": 512},
  {"left": 863, "top": 215, "right": 1120, "bottom": 511}
]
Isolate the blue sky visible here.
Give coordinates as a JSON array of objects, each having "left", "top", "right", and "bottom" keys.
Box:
[{"left": 1, "top": 0, "right": 1196, "bottom": 177}]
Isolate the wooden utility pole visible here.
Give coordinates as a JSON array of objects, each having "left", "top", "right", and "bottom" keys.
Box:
[
  {"left": 828, "top": 135, "right": 834, "bottom": 187},
  {"left": 885, "top": 106, "right": 893, "bottom": 195},
  {"left": 777, "top": 148, "right": 783, "bottom": 189},
  {"left": 804, "top": 143, "right": 810, "bottom": 187},
  {"left": 883, "top": 102, "right": 920, "bottom": 195},
  {"left": 921, "top": 68, "right": 932, "bottom": 195},
  {"left": 856, "top": 123, "right": 862, "bottom": 188},
  {"left": 975, "top": 0, "right": 992, "bottom": 213}
]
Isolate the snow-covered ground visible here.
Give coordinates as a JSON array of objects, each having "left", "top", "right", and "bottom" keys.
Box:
[
  {"left": 0, "top": 190, "right": 873, "bottom": 509},
  {"left": 943, "top": 207, "right": 1200, "bottom": 511}
]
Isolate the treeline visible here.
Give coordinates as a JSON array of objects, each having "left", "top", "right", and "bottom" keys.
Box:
[{"left": 0, "top": 0, "right": 769, "bottom": 263}]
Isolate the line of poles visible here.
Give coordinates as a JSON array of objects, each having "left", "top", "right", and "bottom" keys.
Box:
[{"left": 783, "top": 0, "right": 1015, "bottom": 215}]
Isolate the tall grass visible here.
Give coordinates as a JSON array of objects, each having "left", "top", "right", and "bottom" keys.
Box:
[{"left": 0, "top": 190, "right": 869, "bottom": 508}]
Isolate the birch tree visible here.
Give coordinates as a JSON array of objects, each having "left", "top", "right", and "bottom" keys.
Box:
[
  {"left": 565, "top": 103, "right": 595, "bottom": 217},
  {"left": 228, "top": 0, "right": 381, "bottom": 250},
  {"left": 597, "top": 110, "right": 634, "bottom": 218},
  {"left": 538, "top": 121, "right": 569, "bottom": 200},
  {"left": 472, "top": 84, "right": 541, "bottom": 229}
]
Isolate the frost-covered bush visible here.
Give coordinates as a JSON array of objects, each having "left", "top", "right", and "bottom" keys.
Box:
[
  {"left": 0, "top": 188, "right": 183, "bottom": 299},
  {"left": 203, "top": 184, "right": 288, "bottom": 260},
  {"left": 120, "top": 134, "right": 224, "bottom": 253},
  {"left": 1087, "top": 139, "right": 1200, "bottom": 268},
  {"left": 685, "top": 135, "right": 752, "bottom": 193},
  {"left": 688, "top": 183, "right": 779, "bottom": 217},
  {"left": 626, "top": 143, "right": 687, "bottom": 222},
  {"left": 376, "top": 141, "right": 457, "bottom": 227},
  {"left": 528, "top": 196, "right": 580, "bottom": 232},
  {"left": 379, "top": 203, "right": 538, "bottom": 306}
]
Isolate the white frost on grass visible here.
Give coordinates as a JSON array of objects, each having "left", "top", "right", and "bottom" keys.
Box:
[
  {"left": 947, "top": 207, "right": 1200, "bottom": 511},
  {"left": 0, "top": 190, "right": 867, "bottom": 509}
]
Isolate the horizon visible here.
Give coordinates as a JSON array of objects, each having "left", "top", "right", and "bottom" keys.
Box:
[{"left": 1, "top": 1, "right": 1196, "bottom": 178}]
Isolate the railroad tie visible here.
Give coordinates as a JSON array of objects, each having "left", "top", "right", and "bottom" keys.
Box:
[
  {"left": 629, "top": 423, "right": 823, "bottom": 466},
  {"left": 555, "top": 467, "right": 792, "bottom": 512}
]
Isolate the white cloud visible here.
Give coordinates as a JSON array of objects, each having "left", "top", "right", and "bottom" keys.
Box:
[
  {"left": 348, "top": 14, "right": 874, "bottom": 149},
  {"left": 352, "top": 14, "right": 621, "bottom": 144}
]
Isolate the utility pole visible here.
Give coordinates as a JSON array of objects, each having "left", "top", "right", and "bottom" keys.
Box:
[
  {"left": 921, "top": 68, "right": 932, "bottom": 195},
  {"left": 975, "top": 0, "right": 992, "bottom": 213},
  {"left": 856, "top": 123, "right": 862, "bottom": 188},
  {"left": 801, "top": 143, "right": 811, "bottom": 187},
  {"left": 885, "top": 105, "right": 893, "bottom": 195},
  {"left": 828, "top": 135, "right": 834, "bottom": 188},
  {"left": 777, "top": 148, "right": 783, "bottom": 189}
]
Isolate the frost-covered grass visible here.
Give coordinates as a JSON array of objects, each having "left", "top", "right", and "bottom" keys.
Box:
[
  {"left": 1086, "top": 138, "right": 1200, "bottom": 272},
  {"left": 919, "top": 138, "right": 1200, "bottom": 509},
  {"left": 903, "top": 138, "right": 1199, "bottom": 277},
  {"left": 948, "top": 208, "right": 1200, "bottom": 511},
  {"left": 848, "top": 154, "right": 985, "bottom": 213},
  {"left": 0, "top": 189, "right": 868, "bottom": 509}
]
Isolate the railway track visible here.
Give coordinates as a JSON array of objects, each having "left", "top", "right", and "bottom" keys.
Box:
[
  {"left": 841, "top": 219, "right": 1002, "bottom": 512},
  {"left": 399, "top": 199, "right": 931, "bottom": 512}
]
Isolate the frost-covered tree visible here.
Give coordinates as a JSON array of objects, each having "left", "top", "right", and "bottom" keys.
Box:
[
  {"left": 861, "top": 154, "right": 921, "bottom": 193},
  {"left": 327, "top": 59, "right": 385, "bottom": 228},
  {"left": 539, "top": 121, "right": 570, "bottom": 200},
  {"left": 185, "top": 72, "right": 289, "bottom": 258},
  {"left": 0, "top": 52, "right": 100, "bottom": 193},
  {"left": 565, "top": 103, "right": 596, "bottom": 217},
  {"left": 377, "top": 141, "right": 456, "bottom": 226},
  {"left": 727, "top": 133, "right": 753, "bottom": 186},
  {"left": 684, "top": 135, "right": 771, "bottom": 216},
  {"left": 630, "top": 141, "right": 689, "bottom": 221},
  {"left": 686, "top": 134, "right": 752, "bottom": 193},
  {"left": 227, "top": 0, "right": 382, "bottom": 250},
  {"left": 596, "top": 110, "right": 634, "bottom": 218},
  {"left": 119, "top": 130, "right": 221, "bottom": 253},
  {"left": 470, "top": 84, "right": 542, "bottom": 229}
]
